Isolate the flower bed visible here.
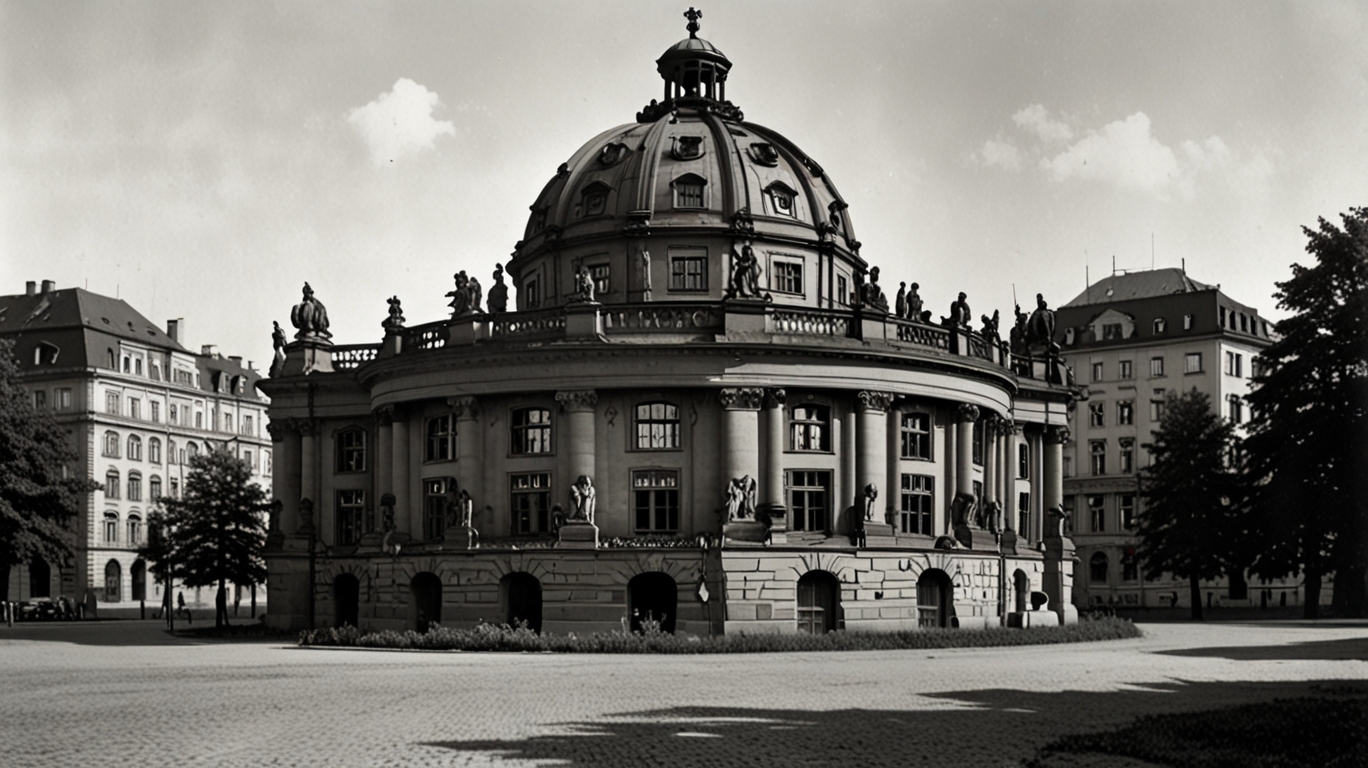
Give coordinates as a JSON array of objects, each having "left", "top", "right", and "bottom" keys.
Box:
[{"left": 298, "top": 615, "right": 1140, "bottom": 654}]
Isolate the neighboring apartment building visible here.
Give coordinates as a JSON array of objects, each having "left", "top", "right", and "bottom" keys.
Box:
[
  {"left": 2, "top": 280, "right": 272, "bottom": 616},
  {"left": 1056, "top": 268, "right": 1316, "bottom": 611}
]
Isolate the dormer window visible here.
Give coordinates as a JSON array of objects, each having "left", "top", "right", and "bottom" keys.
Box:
[
  {"left": 765, "top": 182, "right": 798, "bottom": 218},
  {"left": 578, "top": 182, "right": 610, "bottom": 218},
  {"left": 1153, "top": 318, "right": 1167, "bottom": 334},
  {"left": 34, "top": 342, "right": 59, "bottom": 365},
  {"left": 531, "top": 209, "right": 547, "bottom": 234},
  {"left": 672, "top": 174, "right": 707, "bottom": 209}
]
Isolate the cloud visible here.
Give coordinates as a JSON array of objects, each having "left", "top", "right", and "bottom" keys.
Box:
[
  {"left": 1040, "top": 112, "right": 1182, "bottom": 196},
  {"left": 347, "top": 78, "right": 455, "bottom": 167},
  {"left": 975, "top": 137, "right": 1022, "bottom": 171},
  {"left": 1012, "top": 104, "right": 1072, "bottom": 143}
]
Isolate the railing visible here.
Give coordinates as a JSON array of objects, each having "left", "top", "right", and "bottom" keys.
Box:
[
  {"left": 331, "top": 344, "right": 380, "bottom": 370},
  {"left": 602, "top": 304, "right": 723, "bottom": 333},
  {"left": 890, "top": 319, "right": 951, "bottom": 351},
  {"left": 772, "top": 308, "right": 850, "bottom": 338},
  {"left": 489, "top": 308, "right": 566, "bottom": 340},
  {"left": 404, "top": 321, "right": 447, "bottom": 350}
]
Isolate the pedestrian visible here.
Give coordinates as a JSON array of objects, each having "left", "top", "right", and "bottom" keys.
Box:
[{"left": 177, "top": 591, "right": 191, "bottom": 624}]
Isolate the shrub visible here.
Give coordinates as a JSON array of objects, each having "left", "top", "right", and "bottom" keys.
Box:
[{"left": 298, "top": 616, "right": 1141, "bottom": 654}]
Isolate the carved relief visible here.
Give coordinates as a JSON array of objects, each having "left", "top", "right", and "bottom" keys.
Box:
[
  {"left": 718, "top": 387, "right": 764, "bottom": 411},
  {"left": 598, "top": 142, "right": 629, "bottom": 166},
  {"left": 956, "top": 403, "right": 980, "bottom": 424},
  {"left": 555, "top": 390, "right": 599, "bottom": 412},
  {"left": 857, "top": 390, "right": 894, "bottom": 413},
  {"left": 266, "top": 420, "right": 288, "bottom": 442}
]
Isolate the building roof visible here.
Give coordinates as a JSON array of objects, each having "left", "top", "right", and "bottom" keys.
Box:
[
  {"left": 0, "top": 287, "right": 187, "bottom": 352},
  {"left": 1063, "top": 268, "right": 1213, "bottom": 308}
]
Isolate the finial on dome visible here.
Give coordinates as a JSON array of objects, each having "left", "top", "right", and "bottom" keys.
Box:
[{"left": 684, "top": 7, "right": 702, "bottom": 39}]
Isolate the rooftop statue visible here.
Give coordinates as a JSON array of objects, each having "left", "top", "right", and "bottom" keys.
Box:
[
  {"left": 1025, "top": 293, "right": 1057, "bottom": 350},
  {"left": 726, "top": 242, "right": 763, "bottom": 300},
  {"left": 290, "top": 283, "right": 331, "bottom": 340},
  {"left": 269, "top": 321, "right": 286, "bottom": 377},
  {"left": 447, "top": 271, "right": 483, "bottom": 318},
  {"left": 382, "top": 295, "right": 405, "bottom": 332},
  {"left": 487, "top": 263, "right": 509, "bottom": 314},
  {"left": 895, "top": 282, "right": 907, "bottom": 318},
  {"left": 948, "top": 292, "right": 971, "bottom": 329},
  {"left": 860, "top": 267, "right": 889, "bottom": 312},
  {"left": 906, "top": 282, "right": 924, "bottom": 321},
  {"left": 981, "top": 309, "right": 1001, "bottom": 344}
]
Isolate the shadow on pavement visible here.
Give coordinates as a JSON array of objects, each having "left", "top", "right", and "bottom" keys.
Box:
[
  {"left": 422, "top": 680, "right": 1368, "bottom": 767},
  {"left": 1157, "top": 636, "right": 1368, "bottom": 661},
  {"left": 0, "top": 620, "right": 206, "bottom": 647}
]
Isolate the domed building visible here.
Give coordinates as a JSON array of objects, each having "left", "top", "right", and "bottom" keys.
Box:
[{"left": 261, "top": 15, "right": 1079, "bottom": 635}]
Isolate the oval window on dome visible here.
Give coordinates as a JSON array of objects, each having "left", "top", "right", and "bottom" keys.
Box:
[{"left": 765, "top": 181, "right": 798, "bottom": 218}]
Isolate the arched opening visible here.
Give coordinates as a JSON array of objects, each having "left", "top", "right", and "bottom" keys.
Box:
[
  {"left": 103, "top": 559, "right": 122, "bottom": 602},
  {"left": 28, "top": 558, "right": 51, "bottom": 599},
  {"left": 410, "top": 572, "right": 442, "bottom": 633},
  {"left": 500, "top": 573, "right": 543, "bottom": 633},
  {"left": 1013, "top": 570, "right": 1030, "bottom": 614},
  {"left": 916, "top": 569, "right": 954, "bottom": 628},
  {"left": 627, "top": 572, "right": 677, "bottom": 634},
  {"left": 796, "top": 570, "right": 842, "bottom": 634},
  {"left": 130, "top": 560, "right": 147, "bottom": 601},
  {"left": 1090, "top": 552, "right": 1109, "bottom": 585},
  {"left": 334, "top": 574, "right": 360, "bottom": 628}
]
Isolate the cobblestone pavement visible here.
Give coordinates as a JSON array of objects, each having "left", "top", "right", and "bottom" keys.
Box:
[{"left": 1, "top": 620, "right": 1365, "bottom": 767}]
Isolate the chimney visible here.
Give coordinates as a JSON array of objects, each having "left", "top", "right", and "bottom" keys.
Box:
[
  {"left": 40, "top": 280, "right": 55, "bottom": 293},
  {"left": 247, "top": 360, "right": 255, "bottom": 371},
  {"left": 229, "top": 355, "right": 243, "bottom": 366},
  {"left": 25, "top": 281, "right": 36, "bottom": 295},
  {"left": 201, "top": 344, "right": 218, "bottom": 357},
  {"left": 166, "top": 318, "right": 182, "bottom": 343}
]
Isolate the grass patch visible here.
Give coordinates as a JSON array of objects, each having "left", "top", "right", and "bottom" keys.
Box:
[
  {"left": 1026, "top": 689, "right": 1368, "bottom": 768},
  {"left": 297, "top": 615, "right": 1140, "bottom": 654}
]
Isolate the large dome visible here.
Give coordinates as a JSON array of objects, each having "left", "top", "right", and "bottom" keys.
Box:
[{"left": 508, "top": 16, "right": 864, "bottom": 310}]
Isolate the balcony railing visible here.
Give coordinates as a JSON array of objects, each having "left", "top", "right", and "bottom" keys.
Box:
[
  {"left": 489, "top": 307, "right": 566, "bottom": 340},
  {"left": 332, "top": 345, "right": 379, "bottom": 370},
  {"left": 602, "top": 303, "right": 723, "bottom": 334}
]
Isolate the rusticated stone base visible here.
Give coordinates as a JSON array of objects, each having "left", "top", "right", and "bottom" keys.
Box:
[{"left": 557, "top": 521, "right": 598, "bottom": 549}]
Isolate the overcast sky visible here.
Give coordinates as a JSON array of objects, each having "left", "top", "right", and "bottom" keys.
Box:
[{"left": 3, "top": 1, "right": 1366, "bottom": 369}]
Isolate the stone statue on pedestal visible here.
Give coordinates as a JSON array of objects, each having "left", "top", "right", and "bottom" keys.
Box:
[
  {"left": 949, "top": 292, "right": 971, "bottom": 329},
  {"left": 383, "top": 296, "right": 405, "bottom": 332},
  {"left": 895, "top": 282, "right": 908, "bottom": 317},
  {"left": 290, "top": 283, "right": 331, "bottom": 340},
  {"left": 859, "top": 267, "right": 889, "bottom": 312},
  {"left": 487, "top": 264, "right": 509, "bottom": 314},
  {"left": 724, "top": 475, "right": 757, "bottom": 521},
  {"left": 447, "top": 271, "right": 483, "bottom": 318},
  {"left": 906, "top": 282, "right": 923, "bottom": 320},
  {"left": 1025, "top": 293, "right": 1057, "bottom": 350},
  {"left": 863, "top": 483, "right": 879, "bottom": 521},
  {"left": 269, "top": 321, "right": 286, "bottom": 377},
  {"left": 571, "top": 475, "right": 596, "bottom": 523},
  {"left": 572, "top": 265, "right": 596, "bottom": 303},
  {"left": 726, "top": 243, "right": 762, "bottom": 299}
]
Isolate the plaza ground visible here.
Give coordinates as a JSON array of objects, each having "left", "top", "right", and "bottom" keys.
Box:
[{"left": 1, "top": 620, "right": 1365, "bottom": 767}]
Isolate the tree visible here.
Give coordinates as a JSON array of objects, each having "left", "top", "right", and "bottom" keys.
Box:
[
  {"left": 1244, "top": 207, "right": 1368, "bottom": 618},
  {"left": 0, "top": 339, "right": 99, "bottom": 599},
  {"left": 144, "top": 449, "right": 268, "bottom": 627},
  {"left": 1137, "top": 389, "right": 1240, "bottom": 620}
]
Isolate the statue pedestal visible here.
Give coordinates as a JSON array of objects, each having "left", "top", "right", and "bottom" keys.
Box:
[
  {"left": 281, "top": 339, "right": 334, "bottom": 376},
  {"left": 757, "top": 504, "right": 787, "bottom": 545},
  {"left": 858, "top": 309, "right": 888, "bottom": 342},
  {"left": 448, "top": 315, "right": 486, "bottom": 346},
  {"left": 557, "top": 520, "right": 598, "bottom": 549},
  {"left": 565, "top": 302, "right": 603, "bottom": 339},
  {"left": 722, "top": 520, "right": 769, "bottom": 545},
  {"left": 443, "top": 525, "right": 478, "bottom": 550},
  {"left": 860, "top": 521, "right": 896, "bottom": 548},
  {"left": 955, "top": 524, "right": 1000, "bottom": 551},
  {"left": 722, "top": 299, "right": 768, "bottom": 340}
]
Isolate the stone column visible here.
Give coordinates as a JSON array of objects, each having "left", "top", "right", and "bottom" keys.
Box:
[
  {"left": 719, "top": 387, "right": 764, "bottom": 541},
  {"left": 452, "top": 397, "right": 482, "bottom": 510},
  {"left": 267, "top": 419, "right": 299, "bottom": 542},
  {"left": 953, "top": 404, "right": 994, "bottom": 549},
  {"left": 1043, "top": 424, "right": 1077, "bottom": 624},
  {"left": 1043, "top": 425, "right": 1067, "bottom": 517},
  {"left": 1001, "top": 420, "right": 1020, "bottom": 547},
  {"left": 391, "top": 410, "right": 412, "bottom": 536},
  {"left": 375, "top": 406, "right": 393, "bottom": 507},
  {"left": 856, "top": 391, "right": 894, "bottom": 543},
  {"left": 841, "top": 409, "right": 857, "bottom": 534},
  {"left": 298, "top": 419, "right": 318, "bottom": 537},
  {"left": 982, "top": 414, "right": 999, "bottom": 532},
  {"left": 759, "top": 388, "right": 787, "bottom": 534},
  {"left": 555, "top": 390, "right": 599, "bottom": 548}
]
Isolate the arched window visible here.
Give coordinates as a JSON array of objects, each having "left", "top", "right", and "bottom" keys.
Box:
[
  {"left": 185, "top": 441, "right": 198, "bottom": 461},
  {"left": 500, "top": 573, "right": 543, "bottom": 633},
  {"left": 410, "top": 572, "right": 442, "bottom": 633},
  {"left": 127, "top": 514, "right": 142, "bottom": 546},
  {"left": 105, "top": 470, "right": 120, "bottom": 500},
  {"left": 149, "top": 475, "right": 162, "bottom": 501},
  {"left": 131, "top": 560, "right": 147, "bottom": 601},
  {"left": 127, "top": 472, "right": 142, "bottom": 502},
  {"left": 103, "top": 431, "right": 121, "bottom": 458},
  {"left": 790, "top": 404, "right": 830, "bottom": 451},
  {"left": 103, "top": 559, "right": 122, "bottom": 602},
  {"left": 103, "top": 511, "right": 119, "bottom": 543},
  {"left": 1090, "top": 552, "right": 1109, "bottom": 584},
  {"left": 627, "top": 572, "right": 677, "bottom": 634},
  {"left": 106, "top": 348, "right": 116, "bottom": 369},
  {"left": 167, "top": 439, "right": 177, "bottom": 465},
  {"left": 148, "top": 437, "right": 161, "bottom": 464},
  {"left": 672, "top": 173, "right": 707, "bottom": 209},
  {"left": 127, "top": 435, "right": 142, "bottom": 461},
  {"left": 797, "top": 571, "right": 842, "bottom": 634},
  {"left": 634, "top": 402, "right": 680, "bottom": 450},
  {"left": 917, "top": 569, "right": 954, "bottom": 628}
]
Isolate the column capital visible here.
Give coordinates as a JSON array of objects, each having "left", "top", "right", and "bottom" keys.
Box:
[
  {"left": 449, "top": 396, "right": 481, "bottom": 419},
  {"left": 856, "top": 390, "right": 894, "bottom": 413},
  {"left": 1045, "top": 425, "right": 1071, "bottom": 445},
  {"left": 266, "top": 419, "right": 290, "bottom": 442},
  {"left": 763, "top": 388, "right": 786, "bottom": 409},
  {"left": 956, "top": 403, "right": 980, "bottom": 424},
  {"left": 718, "top": 387, "right": 764, "bottom": 411},
  {"left": 374, "top": 405, "right": 396, "bottom": 426},
  {"left": 295, "top": 418, "right": 319, "bottom": 438},
  {"left": 555, "top": 389, "right": 598, "bottom": 413}
]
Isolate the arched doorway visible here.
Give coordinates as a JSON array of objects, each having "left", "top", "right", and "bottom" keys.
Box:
[
  {"left": 627, "top": 572, "right": 677, "bottom": 634},
  {"left": 1013, "top": 570, "right": 1030, "bottom": 613},
  {"left": 917, "top": 569, "right": 953, "bottom": 628},
  {"left": 500, "top": 573, "right": 543, "bottom": 633},
  {"left": 131, "top": 560, "right": 147, "bottom": 601},
  {"left": 410, "top": 572, "right": 442, "bottom": 633},
  {"left": 28, "top": 558, "right": 50, "bottom": 599},
  {"left": 334, "top": 574, "right": 360, "bottom": 628},
  {"left": 796, "top": 570, "right": 842, "bottom": 634},
  {"left": 104, "top": 560, "right": 122, "bottom": 602}
]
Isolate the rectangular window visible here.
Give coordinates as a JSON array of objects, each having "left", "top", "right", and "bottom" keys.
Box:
[
  {"left": 1119, "top": 360, "right": 1133, "bottom": 379},
  {"left": 675, "top": 180, "right": 704, "bottom": 208},
  {"left": 242, "top": 415, "right": 253, "bottom": 435},
  {"left": 1120, "top": 441, "right": 1134, "bottom": 474},
  {"left": 1150, "top": 399, "right": 1165, "bottom": 422},
  {"left": 1018, "top": 492, "right": 1031, "bottom": 538},
  {"left": 633, "top": 469, "right": 680, "bottom": 533},
  {"left": 33, "top": 390, "right": 46, "bottom": 409},
  {"left": 510, "top": 407, "right": 552, "bottom": 455},
  {"left": 56, "top": 388, "right": 72, "bottom": 410},
  {"left": 1090, "top": 440, "right": 1106, "bottom": 476},
  {"left": 243, "top": 450, "right": 253, "bottom": 471},
  {"left": 972, "top": 421, "right": 984, "bottom": 466},
  {"left": 426, "top": 415, "right": 454, "bottom": 462},
  {"left": 1102, "top": 323, "right": 1123, "bottom": 340},
  {"left": 790, "top": 405, "right": 830, "bottom": 452},
  {"left": 899, "top": 474, "right": 934, "bottom": 535},
  {"left": 1228, "top": 395, "right": 1244, "bottom": 424},
  {"left": 150, "top": 401, "right": 160, "bottom": 423},
  {"left": 127, "top": 475, "right": 141, "bottom": 502},
  {"left": 224, "top": 413, "right": 234, "bottom": 431},
  {"left": 635, "top": 402, "right": 680, "bottom": 450},
  {"left": 195, "top": 412, "right": 203, "bottom": 429},
  {"left": 1183, "top": 314, "right": 1194, "bottom": 331},
  {"left": 1117, "top": 400, "right": 1134, "bottom": 426},
  {"left": 1018, "top": 443, "right": 1029, "bottom": 479},
  {"left": 336, "top": 429, "right": 366, "bottom": 473},
  {"left": 170, "top": 404, "right": 178, "bottom": 424},
  {"left": 524, "top": 279, "right": 541, "bottom": 309},
  {"left": 837, "top": 275, "right": 849, "bottom": 306},
  {"left": 335, "top": 490, "right": 365, "bottom": 545},
  {"left": 771, "top": 260, "right": 803, "bottom": 295},
  {"left": 1150, "top": 356, "right": 1165, "bottom": 377},
  {"left": 1091, "top": 362, "right": 1103, "bottom": 382},
  {"left": 106, "top": 391, "right": 120, "bottom": 416},
  {"left": 588, "top": 263, "right": 610, "bottom": 296},
  {"left": 1120, "top": 494, "right": 1136, "bottom": 530},
  {"left": 1088, "top": 402, "right": 1105, "bottom": 428},
  {"left": 424, "top": 478, "right": 450, "bottom": 542},
  {"left": 787, "top": 470, "right": 830, "bottom": 532},
  {"left": 510, "top": 473, "right": 551, "bottom": 534},
  {"left": 669, "top": 251, "right": 707, "bottom": 292},
  {"left": 899, "top": 412, "right": 932, "bottom": 460},
  {"left": 1184, "top": 352, "right": 1203, "bottom": 373},
  {"left": 129, "top": 399, "right": 140, "bottom": 420},
  {"left": 1089, "top": 495, "right": 1106, "bottom": 532}
]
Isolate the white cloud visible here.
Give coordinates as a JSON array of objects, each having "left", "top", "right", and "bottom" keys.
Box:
[
  {"left": 1040, "top": 112, "right": 1182, "bottom": 196},
  {"left": 347, "top": 78, "right": 455, "bottom": 167},
  {"left": 976, "top": 137, "right": 1022, "bottom": 171},
  {"left": 1012, "top": 104, "right": 1072, "bottom": 143}
]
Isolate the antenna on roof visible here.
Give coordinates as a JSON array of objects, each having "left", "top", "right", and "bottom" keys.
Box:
[
  {"left": 1182, "top": 257, "right": 1186, "bottom": 276},
  {"left": 1151, "top": 232, "right": 1155, "bottom": 271},
  {"left": 1112, "top": 254, "right": 1116, "bottom": 276}
]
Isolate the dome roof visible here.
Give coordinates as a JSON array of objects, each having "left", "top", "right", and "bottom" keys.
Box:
[{"left": 508, "top": 13, "right": 865, "bottom": 308}]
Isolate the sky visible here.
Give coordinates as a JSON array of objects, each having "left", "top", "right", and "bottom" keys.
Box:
[{"left": 3, "top": 1, "right": 1366, "bottom": 370}]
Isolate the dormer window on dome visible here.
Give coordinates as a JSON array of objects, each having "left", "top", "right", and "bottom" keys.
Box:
[
  {"left": 578, "top": 182, "right": 610, "bottom": 218},
  {"left": 672, "top": 173, "right": 707, "bottom": 209},
  {"left": 765, "top": 181, "right": 798, "bottom": 218}
]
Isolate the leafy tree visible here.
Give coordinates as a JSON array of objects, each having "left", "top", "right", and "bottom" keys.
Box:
[
  {"left": 1244, "top": 207, "right": 1368, "bottom": 618},
  {"left": 144, "top": 449, "right": 268, "bottom": 627},
  {"left": 1138, "top": 389, "right": 1240, "bottom": 620},
  {"left": 0, "top": 339, "right": 99, "bottom": 599}
]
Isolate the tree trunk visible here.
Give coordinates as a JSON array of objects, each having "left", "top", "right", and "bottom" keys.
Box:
[
  {"left": 216, "top": 580, "right": 228, "bottom": 628},
  {"left": 250, "top": 583, "right": 257, "bottom": 619},
  {"left": 1304, "top": 569, "right": 1322, "bottom": 619},
  {"left": 0, "top": 555, "right": 11, "bottom": 602},
  {"left": 1189, "top": 575, "right": 1203, "bottom": 621}
]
